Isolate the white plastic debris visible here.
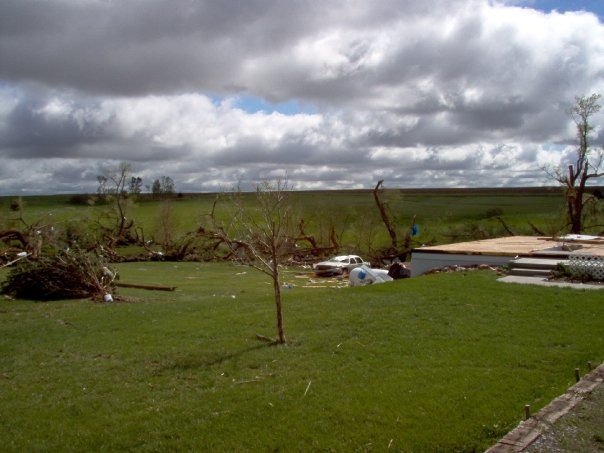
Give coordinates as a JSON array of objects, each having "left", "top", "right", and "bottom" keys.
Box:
[
  {"left": 103, "top": 294, "right": 113, "bottom": 302},
  {"left": 349, "top": 265, "right": 393, "bottom": 287},
  {"left": 102, "top": 266, "right": 114, "bottom": 278}
]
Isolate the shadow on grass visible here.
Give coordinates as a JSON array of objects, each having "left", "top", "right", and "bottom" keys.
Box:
[{"left": 150, "top": 341, "right": 276, "bottom": 374}]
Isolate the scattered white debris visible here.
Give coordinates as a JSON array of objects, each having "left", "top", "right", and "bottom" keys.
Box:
[
  {"left": 349, "top": 265, "right": 393, "bottom": 286},
  {"left": 102, "top": 266, "right": 114, "bottom": 278}
]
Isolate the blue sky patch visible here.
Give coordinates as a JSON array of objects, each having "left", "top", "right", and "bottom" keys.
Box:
[
  {"left": 523, "top": 0, "right": 604, "bottom": 18},
  {"left": 233, "top": 96, "right": 318, "bottom": 115}
]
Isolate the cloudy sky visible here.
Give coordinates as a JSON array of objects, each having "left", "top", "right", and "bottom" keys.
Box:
[{"left": 1, "top": 0, "right": 603, "bottom": 195}]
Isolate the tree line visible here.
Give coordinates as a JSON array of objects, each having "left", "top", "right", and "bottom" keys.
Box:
[{"left": 97, "top": 165, "right": 176, "bottom": 200}]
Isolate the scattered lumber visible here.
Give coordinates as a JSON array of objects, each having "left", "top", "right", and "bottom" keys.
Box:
[{"left": 115, "top": 282, "right": 176, "bottom": 291}]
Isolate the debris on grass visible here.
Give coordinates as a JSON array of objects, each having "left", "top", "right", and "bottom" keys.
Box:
[{"left": 1, "top": 248, "right": 117, "bottom": 301}]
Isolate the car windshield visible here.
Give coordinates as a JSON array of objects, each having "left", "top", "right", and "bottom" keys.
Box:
[{"left": 330, "top": 256, "right": 351, "bottom": 263}]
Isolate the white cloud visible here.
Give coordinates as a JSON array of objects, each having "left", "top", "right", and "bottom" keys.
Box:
[{"left": 0, "top": 0, "right": 603, "bottom": 194}]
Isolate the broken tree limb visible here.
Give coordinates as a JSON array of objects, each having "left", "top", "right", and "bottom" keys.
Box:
[
  {"left": 0, "top": 253, "right": 30, "bottom": 270},
  {"left": 115, "top": 282, "right": 176, "bottom": 291},
  {"left": 528, "top": 222, "right": 546, "bottom": 236},
  {"left": 255, "top": 333, "right": 277, "bottom": 343},
  {"left": 296, "top": 218, "right": 318, "bottom": 249},
  {"left": 495, "top": 216, "right": 515, "bottom": 236},
  {"left": 0, "top": 230, "right": 29, "bottom": 248},
  {"left": 373, "top": 180, "right": 398, "bottom": 249}
]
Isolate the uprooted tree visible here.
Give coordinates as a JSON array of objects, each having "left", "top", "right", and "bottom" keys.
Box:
[
  {"left": 211, "top": 179, "right": 294, "bottom": 344},
  {"left": 547, "top": 93, "right": 604, "bottom": 234}
]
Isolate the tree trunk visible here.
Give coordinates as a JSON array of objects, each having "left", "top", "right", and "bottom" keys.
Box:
[
  {"left": 273, "top": 269, "right": 286, "bottom": 344},
  {"left": 570, "top": 192, "right": 583, "bottom": 233},
  {"left": 565, "top": 165, "right": 582, "bottom": 234},
  {"left": 373, "top": 180, "right": 397, "bottom": 249},
  {"left": 329, "top": 225, "right": 339, "bottom": 249}
]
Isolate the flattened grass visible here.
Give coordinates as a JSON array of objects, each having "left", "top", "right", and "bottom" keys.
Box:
[{"left": 1, "top": 263, "right": 603, "bottom": 451}]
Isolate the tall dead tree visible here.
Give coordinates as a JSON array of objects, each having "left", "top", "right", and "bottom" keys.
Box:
[
  {"left": 549, "top": 94, "right": 604, "bottom": 233},
  {"left": 373, "top": 180, "right": 398, "bottom": 249}
]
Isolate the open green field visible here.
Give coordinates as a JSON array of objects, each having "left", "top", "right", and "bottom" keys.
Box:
[
  {"left": 1, "top": 263, "right": 603, "bottom": 451},
  {"left": 4, "top": 187, "right": 600, "bottom": 257}
]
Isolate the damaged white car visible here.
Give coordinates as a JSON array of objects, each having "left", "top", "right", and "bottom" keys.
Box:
[{"left": 313, "top": 255, "right": 370, "bottom": 277}]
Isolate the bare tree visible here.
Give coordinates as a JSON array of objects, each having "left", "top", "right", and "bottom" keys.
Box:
[
  {"left": 95, "top": 162, "right": 135, "bottom": 247},
  {"left": 548, "top": 94, "right": 604, "bottom": 233},
  {"left": 154, "top": 200, "right": 178, "bottom": 247},
  {"left": 129, "top": 176, "right": 143, "bottom": 197},
  {"left": 151, "top": 176, "right": 176, "bottom": 199},
  {"left": 108, "top": 162, "right": 134, "bottom": 240},
  {"left": 373, "top": 180, "right": 398, "bottom": 249},
  {"left": 212, "top": 179, "right": 294, "bottom": 344},
  {"left": 372, "top": 180, "right": 418, "bottom": 261},
  {"left": 96, "top": 176, "right": 108, "bottom": 201}
]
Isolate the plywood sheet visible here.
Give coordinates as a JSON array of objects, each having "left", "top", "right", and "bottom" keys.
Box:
[{"left": 413, "top": 235, "right": 604, "bottom": 257}]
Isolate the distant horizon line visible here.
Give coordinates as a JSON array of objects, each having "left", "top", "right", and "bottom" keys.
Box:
[{"left": 2, "top": 185, "right": 604, "bottom": 198}]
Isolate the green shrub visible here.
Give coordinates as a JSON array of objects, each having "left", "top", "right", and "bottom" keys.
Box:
[
  {"left": 485, "top": 207, "right": 504, "bottom": 218},
  {"left": 67, "top": 194, "right": 93, "bottom": 206},
  {"left": 9, "top": 197, "right": 23, "bottom": 212}
]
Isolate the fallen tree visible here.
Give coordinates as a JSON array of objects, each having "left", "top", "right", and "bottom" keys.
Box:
[{"left": 1, "top": 248, "right": 117, "bottom": 301}]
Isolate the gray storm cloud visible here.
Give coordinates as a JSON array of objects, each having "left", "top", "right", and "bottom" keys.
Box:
[{"left": 0, "top": 0, "right": 603, "bottom": 194}]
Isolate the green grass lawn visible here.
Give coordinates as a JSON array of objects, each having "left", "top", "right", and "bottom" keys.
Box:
[{"left": 1, "top": 263, "right": 603, "bottom": 451}]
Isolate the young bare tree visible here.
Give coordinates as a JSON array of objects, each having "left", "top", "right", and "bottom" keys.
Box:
[
  {"left": 549, "top": 94, "right": 604, "bottom": 233},
  {"left": 213, "top": 179, "right": 294, "bottom": 344},
  {"left": 154, "top": 200, "right": 178, "bottom": 248}
]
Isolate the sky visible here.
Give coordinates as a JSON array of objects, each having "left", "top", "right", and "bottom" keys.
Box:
[{"left": 1, "top": 0, "right": 604, "bottom": 195}]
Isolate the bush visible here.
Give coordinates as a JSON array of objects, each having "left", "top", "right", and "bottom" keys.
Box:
[
  {"left": 68, "top": 194, "right": 93, "bottom": 206},
  {"left": 9, "top": 197, "right": 23, "bottom": 212},
  {"left": 485, "top": 207, "right": 504, "bottom": 218},
  {"left": 550, "top": 262, "right": 600, "bottom": 283}
]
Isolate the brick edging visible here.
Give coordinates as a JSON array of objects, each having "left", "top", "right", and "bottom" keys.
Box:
[{"left": 485, "top": 363, "right": 604, "bottom": 452}]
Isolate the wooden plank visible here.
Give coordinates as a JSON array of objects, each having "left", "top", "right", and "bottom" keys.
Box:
[{"left": 115, "top": 282, "right": 176, "bottom": 291}]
